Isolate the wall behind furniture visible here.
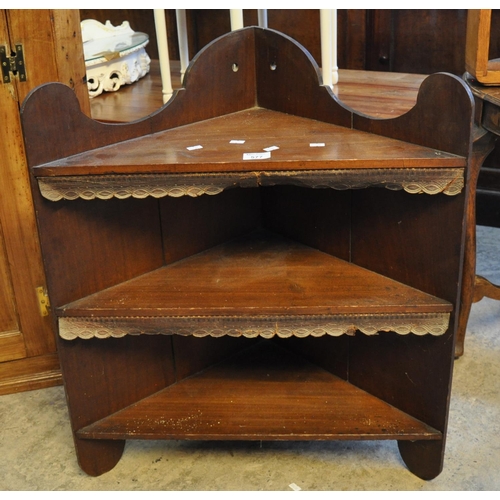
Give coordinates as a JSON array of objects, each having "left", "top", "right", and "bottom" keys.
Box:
[{"left": 78, "top": 9, "right": 499, "bottom": 77}]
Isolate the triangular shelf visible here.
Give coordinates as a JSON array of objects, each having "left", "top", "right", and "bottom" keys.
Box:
[
  {"left": 58, "top": 230, "right": 451, "bottom": 340},
  {"left": 77, "top": 340, "right": 442, "bottom": 441}
]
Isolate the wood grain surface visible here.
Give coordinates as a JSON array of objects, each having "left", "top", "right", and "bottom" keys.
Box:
[
  {"left": 77, "top": 340, "right": 442, "bottom": 441},
  {"left": 58, "top": 230, "right": 451, "bottom": 318}
]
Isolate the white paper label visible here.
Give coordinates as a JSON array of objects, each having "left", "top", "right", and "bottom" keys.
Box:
[
  {"left": 263, "top": 146, "right": 280, "bottom": 151},
  {"left": 230, "top": 139, "right": 246, "bottom": 144},
  {"left": 310, "top": 143, "right": 325, "bottom": 147},
  {"left": 186, "top": 145, "right": 203, "bottom": 150},
  {"left": 243, "top": 152, "right": 271, "bottom": 160}
]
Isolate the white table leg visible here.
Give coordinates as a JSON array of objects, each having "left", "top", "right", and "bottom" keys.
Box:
[
  {"left": 154, "top": 9, "right": 173, "bottom": 103},
  {"left": 320, "top": 9, "right": 339, "bottom": 88},
  {"left": 230, "top": 9, "right": 244, "bottom": 30},
  {"left": 331, "top": 9, "right": 338, "bottom": 85},
  {"left": 176, "top": 9, "right": 189, "bottom": 82},
  {"left": 258, "top": 9, "right": 268, "bottom": 28}
]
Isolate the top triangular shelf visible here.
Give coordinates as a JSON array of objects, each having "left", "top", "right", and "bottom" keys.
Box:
[{"left": 21, "top": 27, "right": 474, "bottom": 196}]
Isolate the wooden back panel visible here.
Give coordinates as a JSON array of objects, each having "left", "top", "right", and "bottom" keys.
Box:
[{"left": 254, "top": 28, "right": 352, "bottom": 127}]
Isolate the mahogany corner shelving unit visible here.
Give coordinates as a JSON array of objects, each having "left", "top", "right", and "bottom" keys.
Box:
[{"left": 20, "top": 27, "right": 475, "bottom": 479}]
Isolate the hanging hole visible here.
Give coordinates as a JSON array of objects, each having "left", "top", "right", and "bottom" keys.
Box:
[
  {"left": 232, "top": 63, "right": 239, "bottom": 72},
  {"left": 270, "top": 62, "right": 277, "bottom": 71}
]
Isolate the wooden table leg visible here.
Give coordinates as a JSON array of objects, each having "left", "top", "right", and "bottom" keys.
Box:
[
  {"left": 473, "top": 275, "right": 500, "bottom": 301},
  {"left": 455, "top": 130, "right": 496, "bottom": 358}
]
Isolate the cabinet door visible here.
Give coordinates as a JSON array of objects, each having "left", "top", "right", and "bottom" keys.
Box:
[{"left": 0, "top": 9, "right": 89, "bottom": 394}]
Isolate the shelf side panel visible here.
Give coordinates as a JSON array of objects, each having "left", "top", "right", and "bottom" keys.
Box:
[
  {"left": 351, "top": 188, "right": 465, "bottom": 306},
  {"left": 56, "top": 334, "right": 177, "bottom": 432},
  {"left": 150, "top": 27, "right": 258, "bottom": 134},
  {"left": 36, "top": 196, "right": 165, "bottom": 308},
  {"left": 350, "top": 188, "right": 464, "bottom": 433},
  {"left": 21, "top": 83, "right": 153, "bottom": 168},
  {"left": 21, "top": 28, "right": 259, "bottom": 168},
  {"left": 353, "top": 72, "right": 474, "bottom": 157}
]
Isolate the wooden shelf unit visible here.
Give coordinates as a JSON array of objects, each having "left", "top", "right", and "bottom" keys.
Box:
[{"left": 20, "top": 27, "right": 475, "bottom": 480}]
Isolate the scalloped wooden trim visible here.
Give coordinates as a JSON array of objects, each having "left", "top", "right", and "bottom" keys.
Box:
[
  {"left": 37, "top": 168, "right": 464, "bottom": 201},
  {"left": 58, "top": 312, "right": 450, "bottom": 340}
]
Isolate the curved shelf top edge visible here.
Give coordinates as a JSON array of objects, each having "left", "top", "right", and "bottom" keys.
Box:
[
  {"left": 353, "top": 72, "right": 476, "bottom": 157},
  {"left": 21, "top": 27, "right": 474, "bottom": 170}
]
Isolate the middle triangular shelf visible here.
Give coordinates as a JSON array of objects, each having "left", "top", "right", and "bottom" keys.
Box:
[{"left": 57, "top": 230, "right": 452, "bottom": 340}]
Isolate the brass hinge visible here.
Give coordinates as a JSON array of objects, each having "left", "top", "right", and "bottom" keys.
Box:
[
  {"left": 36, "top": 286, "right": 51, "bottom": 317},
  {"left": 1, "top": 44, "right": 27, "bottom": 84}
]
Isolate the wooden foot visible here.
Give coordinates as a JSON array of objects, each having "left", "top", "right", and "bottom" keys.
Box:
[
  {"left": 397, "top": 440, "right": 444, "bottom": 480},
  {"left": 74, "top": 437, "right": 125, "bottom": 477}
]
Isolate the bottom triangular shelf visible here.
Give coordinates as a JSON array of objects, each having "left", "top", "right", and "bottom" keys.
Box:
[{"left": 78, "top": 341, "right": 441, "bottom": 442}]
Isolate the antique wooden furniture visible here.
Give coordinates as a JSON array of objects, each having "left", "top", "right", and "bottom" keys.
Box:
[
  {"left": 21, "top": 27, "right": 475, "bottom": 479},
  {"left": 87, "top": 61, "right": 495, "bottom": 358},
  {"left": 0, "top": 9, "right": 88, "bottom": 395},
  {"left": 466, "top": 9, "right": 500, "bottom": 86},
  {"left": 462, "top": 75, "right": 500, "bottom": 307}
]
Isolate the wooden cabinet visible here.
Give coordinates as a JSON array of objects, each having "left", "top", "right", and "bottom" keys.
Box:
[
  {"left": 0, "top": 9, "right": 88, "bottom": 394},
  {"left": 21, "top": 28, "right": 474, "bottom": 479}
]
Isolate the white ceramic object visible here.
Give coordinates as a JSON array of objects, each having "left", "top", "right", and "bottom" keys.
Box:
[{"left": 81, "top": 19, "right": 151, "bottom": 98}]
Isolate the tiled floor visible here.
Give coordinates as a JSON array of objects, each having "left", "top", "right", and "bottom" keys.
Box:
[{"left": 1, "top": 226, "right": 500, "bottom": 491}]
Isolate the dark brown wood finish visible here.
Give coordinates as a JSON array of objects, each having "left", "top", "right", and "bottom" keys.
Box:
[
  {"left": 365, "top": 10, "right": 469, "bottom": 75},
  {"left": 353, "top": 73, "right": 474, "bottom": 156},
  {"left": 21, "top": 27, "right": 258, "bottom": 168},
  {"left": 80, "top": 28, "right": 494, "bottom": 366},
  {"left": 56, "top": 335, "right": 176, "bottom": 476},
  {"left": 457, "top": 71, "right": 500, "bottom": 355},
  {"left": 57, "top": 230, "right": 451, "bottom": 318},
  {"left": 20, "top": 27, "right": 474, "bottom": 479},
  {"left": 32, "top": 196, "right": 164, "bottom": 308},
  {"left": 32, "top": 108, "right": 465, "bottom": 177},
  {"left": 261, "top": 186, "right": 351, "bottom": 261},
  {"left": 254, "top": 29, "right": 351, "bottom": 126},
  {"left": 134, "top": 9, "right": 495, "bottom": 77},
  {"left": 77, "top": 341, "right": 441, "bottom": 441},
  {"left": 455, "top": 132, "right": 497, "bottom": 358},
  {"left": 87, "top": 62, "right": 427, "bottom": 125},
  {"left": 160, "top": 188, "right": 261, "bottom": 265},
  {"left": 465, "top": 73, "right": 500, "bottom": 229}
]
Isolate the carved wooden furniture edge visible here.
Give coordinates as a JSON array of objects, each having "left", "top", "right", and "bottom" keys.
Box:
[
  {"left": 58, "top": 312, "right": 450, "bottom": 340},
  {"left": 38, "top": 168, "right": 464, "bottom": 201}
]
